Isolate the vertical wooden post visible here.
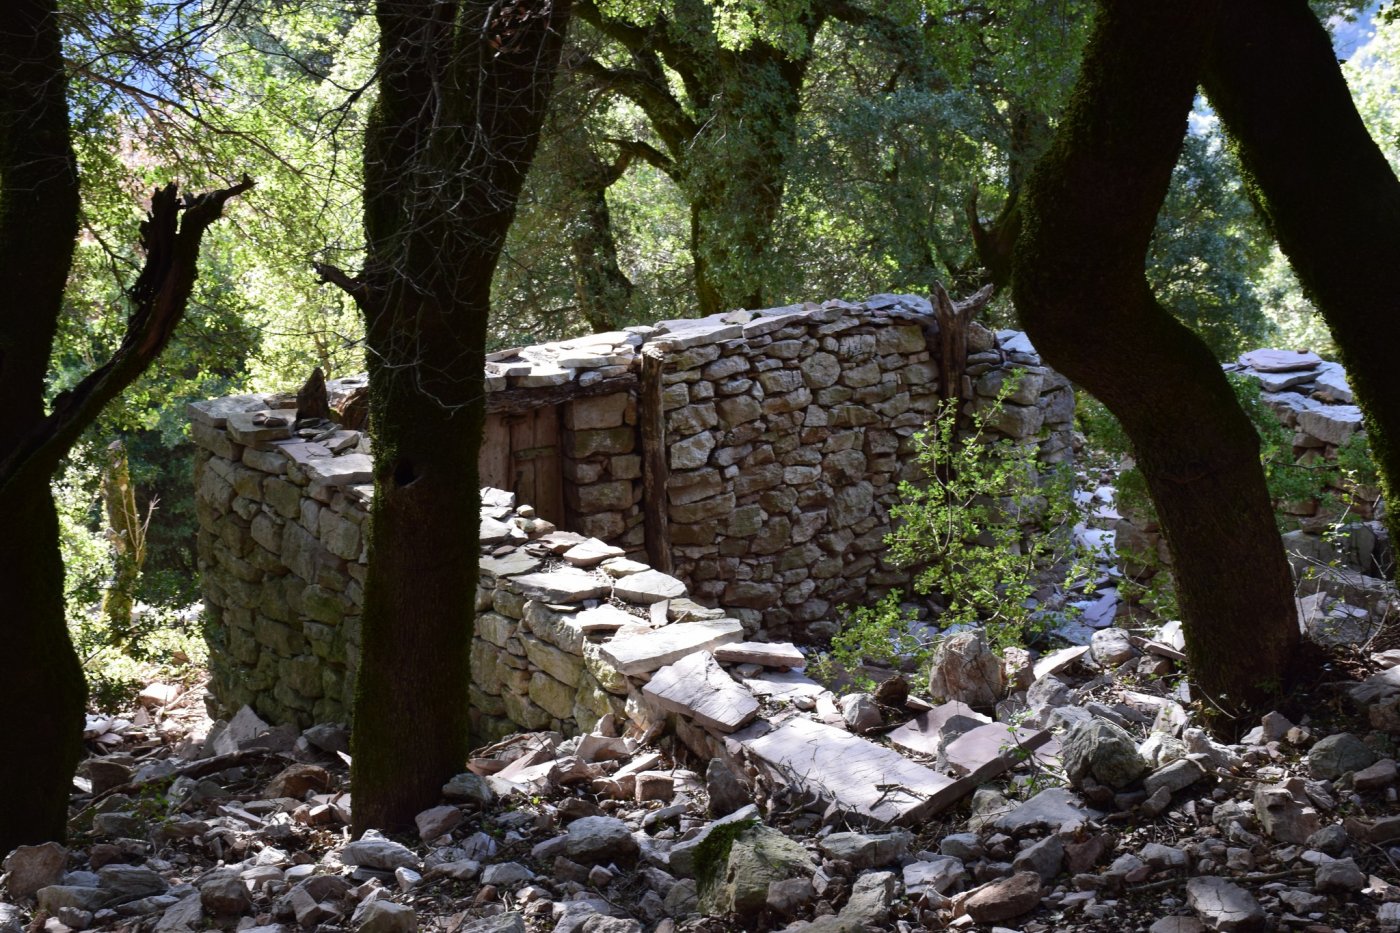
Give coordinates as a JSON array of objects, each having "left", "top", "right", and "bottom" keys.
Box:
[{"left": 639, "top": 348, "right": 673, "bottom": 574}]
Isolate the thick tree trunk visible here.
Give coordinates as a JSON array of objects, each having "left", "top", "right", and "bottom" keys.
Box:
[
  {"left": 563, "top": 154, "right": 634, "bottom": 332},
  {"left": 0, "top": 0, "right": 88, "bottom": 851},
  {"left": 1202, "top": 0, "right": 1400, "bottom": 549},
  {"left": 346, "top": 0, "right": 570, "bottom": 834},
  {"left": 1013, "top": 0, "right": 1300, "bottom": 725}
]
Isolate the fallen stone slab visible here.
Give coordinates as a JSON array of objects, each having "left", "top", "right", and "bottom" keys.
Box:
[
  {"left": 992, "top": 787, "right": 1103, "bottom": 835},
  {"left": 942, "top": 722, "right": 1058, "bottom": 776},
  {"left": 741, "top": 670, "right": 827, "bottom": 701},
  {"left": 742, "top": 717, "right": 964, "bottom": 827},
  {"left": 599, "top": 619, "right": 744, "bottom": 676},
  {"left": 885, "top": 702, "right": 992, "bottom": 756},
  {"left": 643, "top": 651, "right": 758, "bottom": 733},
  {"left": 1185, "top": 876, "right": 1265, "bottom": 932},
  {"left": 612, "top": 568, "right": 688, "bottom": 604},
  {"left": 713, "top": 641, "right": 805, "bottom": 668},
  {"left": 509, "top": 568, "right": 611, "bottom": 603}
]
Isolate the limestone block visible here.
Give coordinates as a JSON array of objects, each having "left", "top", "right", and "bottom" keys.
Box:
[
  {"left": 670, "top": 432, "right": 716, "bottom": 470},
  {"left": 565, "top": 393, "right": 630, "bottom": 430}
]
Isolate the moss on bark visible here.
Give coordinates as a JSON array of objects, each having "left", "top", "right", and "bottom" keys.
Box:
[{"left": 1013, "top": 0, "right": 1300, "bottom": 726}]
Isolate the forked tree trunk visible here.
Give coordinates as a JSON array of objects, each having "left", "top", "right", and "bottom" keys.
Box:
[
  {"left": 331, "top": 0, "right": 571, "bottom": 834},
  {"left": 1013, "top": 0, "right": 1300, "bottom": 726},
  {"left": 1203, "top": 0, "right": 1400, "bottom": 550}
]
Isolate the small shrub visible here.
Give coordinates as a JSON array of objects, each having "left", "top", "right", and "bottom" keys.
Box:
[{"left": 884, "top": 372, "right": 1090, "bottom": 650}]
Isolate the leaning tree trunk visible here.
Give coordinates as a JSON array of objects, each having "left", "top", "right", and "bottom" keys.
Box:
[
  {"left": 330, "top": 0, "right": 571, "bottom": 834},
  {"left": 1013, "top": 0, "right": 1301, "bottom": 727},
  {"left": 1202, "top": 0, "right": 1400, "bottom": 550}
]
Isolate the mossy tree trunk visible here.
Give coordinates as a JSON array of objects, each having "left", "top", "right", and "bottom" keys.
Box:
[
  {"left": 0, "top": 0, "right": 247, "bottom": 850},
  {"left": 1013, "top": 0, "right": 1301, "bottom": 726},
  {"left": 1202, "top": 0, "right": 1400, "bottom": 549},
  {"left": 322, "top": 0, "right": 571, "bottom": 834}
]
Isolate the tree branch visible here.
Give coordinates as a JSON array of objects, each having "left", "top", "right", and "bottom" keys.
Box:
[{"left": 0, "top": 175, "right": 253, "bottom": 499}]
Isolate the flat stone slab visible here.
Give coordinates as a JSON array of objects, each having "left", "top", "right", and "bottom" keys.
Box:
[
  {"left": 510, "top": 568, "right": 611, "bottom": 603},
  {"left": 1297, "top": 405, "right": 1364, "bottom": 446},
  {"left": 1239, "top": 348, "right": 1322, "bottom": 373},
  {"left": 479, "top": 551, "right": 541, "bottom": 579},
  {"left": 992, "top": 787, "right": 1102, "bottom": 834},
  {"left": 304, "top": 453, "right": 374, "bottom": 486},
  {"left": 742, "top": 718, "right": 964, "bottom": 827},
  {"left": 598, "top": 619, "right": 743, "bottom": 676},
  {"left": 188, "top": 394, "right": 272, "bottom": 427},
  {"left": 612, "top": 569, "right": 688, "bottom": 604},
  {"left": 226, "top": 410, "right": 293, "bottom": 445},
  {"left": 713, "top": 642, "right": 805, "bottom": 668},
  {"left": 562, "top": 539, "right": 626, "bottom": 567},
  {"left": 885, "top": 702, "right": 991, "bottom": 757},
  {"left": 1033, "top": 645, "right": 1090, "bottom": 681},
  {"left": 575, "top": 603, "right": 637, "bottom": 634},
  {"left": 742, "top": 670, "right": 827, "bottom": 700},
  {"left": 643, "top": 651, "right": 758, "bottom": 733},
  {"left": 942, "top": 723, "right": 1058, "bottom": 776}
]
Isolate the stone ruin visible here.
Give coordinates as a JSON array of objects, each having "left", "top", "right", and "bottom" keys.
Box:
[{"left": 189, "top": 295, "right": 1077, "bottom": 730}]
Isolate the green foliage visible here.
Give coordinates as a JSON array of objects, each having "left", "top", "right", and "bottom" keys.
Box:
[
  {"left": 809, "top": 590, "right": 927, "bottom": 691},
  {"left": 884, "top": 373, "right": 1089, "bottom": 649}
]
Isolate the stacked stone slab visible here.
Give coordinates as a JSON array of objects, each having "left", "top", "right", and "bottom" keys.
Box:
[
  {"left": 647, "top": 297, "right": 1074, "bottom": 638},
  {"left": 189, "top": 394, "right": 372, "bottom": 726},
  {"left": 191, "top": 295, "right": 1076, "bottom": 727}
]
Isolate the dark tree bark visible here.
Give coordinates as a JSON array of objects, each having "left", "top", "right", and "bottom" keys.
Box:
[
  {"left": 0, "top": 0, "right": 248, "bottom": 850},
  {"left": 322, "top": 0, "right": 571, "bottom": 835},
  {"left": 1013, "top": 0, "right": 1300, "bottom": 724},
  {"left": 1202, "top": 0, "right": 1400, "bottom": 548},
  {"left": 560, "top": 149, "right": 635, "bottom": 332}
]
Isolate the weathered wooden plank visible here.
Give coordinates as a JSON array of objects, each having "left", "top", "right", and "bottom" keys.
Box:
[{"left": 639, "top": 348, "right": 672, "bottom": 573}]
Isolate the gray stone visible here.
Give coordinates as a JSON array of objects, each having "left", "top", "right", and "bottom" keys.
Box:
[
  {"left": 478, "top": 863, "right": 534, "bottom": 886},
  {"left": 839, "top": 693, "right": 882, "bottom": 733},
  {"left": 442, "top": 772, "right": 494, "bottom": 809},
  {"left": 962, "top": 871, "right": 1042, "bottom": 924},
  {"left": 2, "top": 842, "right": 67, "bottom": 900},
  {"left": 353, "top": 900, "right": 417, "bottom": 933},
  {"left": 701, "top": 823, "right": 814, "bottom": 916},
  {"left": 97, "top": 865, "right": 168, "bottom": 902},
  {"left": 565, "top": 816, "right": 639, "bottom": 865},
  {"left": 36, "top": 886, "right": 114, "bottom": 914},
  {"left": 927, "top": 631, "right": 1004, "bottom": 708},
  {"left": 643, "top": 651, "right": 758, "bottom": 733},
  {"left": 1314, "top": 857, "right": 1365, "bottom": 893},
  {"left": 152, "top": 893, "right": 204, "bottom": 933},
  {"left": 902, "top": 857, "right": 967, "bottom": 896},
  {"left": 742, "top": 717, "right": 961, "bottom": 826},
  {"left": 1062, "top": 719, "right": 1147, "bottom": 789},
  {"left": 1143, "top": 758, "right": 1204, "bottom": 797},
  {"left": 993, "top": 787, "right": 1101, "bottom": 835},
  {"left": 706, "top": 758, "right": 750, "bottom": 818},
  {"left": 599, "top": 619, "right": 744, "bottom": 676},
  {"left": 1297, "top": 405, "right": 1364, "bottom": 446},
  {"left": 1185, "top": 876, "right": 1265, "bottom": 932},
  {"left": 341, "top": 837, "right": 419, "bottom": 872},
  {"left": 456, "top": 913, "right": 525, "bottom": 933},
  {"left": 817, "top": 831, "right": 910, "bottom": 870},
  {"left": 669, "top": 804, "right": 760, "bottom": 878},
  {"left": 712, "top": 642, "right": 805, "bottom": 668},
  {"left": 1309, "top": 732, "right": 1377, "bottom": 779},
  {"left": 198, "top": 869, "right": 252, "bottom": 915},
  {"left": 1254, "top": 782, "right": 1321, "bottom": 844},
  {"left": 613, "top": 569, "right": 687, "bottom": 604},
  {"left": 415, "top": 805, "right": 463, "bottom": 842},
  {"left": 1011, "top": 834, "right": 1064, "bottom": 882},
  {"left": 1090, "top": 628, "right": 1135, "bottom": 667},
  {"left": 1239, "top": 348, "right": 1322, "bottom": 373},
  {"left": 510, "top": 569, "right": 610, "bottom": 603}
]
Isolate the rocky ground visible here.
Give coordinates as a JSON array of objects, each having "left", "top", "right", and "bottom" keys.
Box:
[{"left": 3, "top": 615, "right": 1400, "bottom": 933}]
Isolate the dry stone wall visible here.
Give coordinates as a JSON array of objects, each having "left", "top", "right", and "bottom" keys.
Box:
[
  {"left": 644, "top": 297, "right": 1074, "bottom": 639},
  {"left": 191, "top": 295, "right": 1076, "bottom": 729}
]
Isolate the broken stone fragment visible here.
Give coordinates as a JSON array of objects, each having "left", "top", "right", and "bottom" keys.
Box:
[
  {"left": 712, "top": 641, "right": 805, "bottom": 668},
  {"left": 1184, "top": 876, "right": 1265, "bottom": 932},
  {"left": 2, "top": 842, "right": 67, "bottom": 900},
  {"left": 642, "top": 651, "right": 758, "bottom": 733},
  {"left": 960, "top": 871, "right": 1042, "bottom": 923},
  {"left": 1062, "top": 718, "right": 1147, "bottom": 789},
  {"left": 1308, "top": 732, "right": 1377, "bottom": 780},
  {"left": 599, "top": 619, "right": 744, "bottom": 676},
  {"left": 927, "top": 630, "right": 1005, "bottom": 708}
]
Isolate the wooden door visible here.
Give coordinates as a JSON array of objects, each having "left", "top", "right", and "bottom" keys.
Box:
[{"left": 480, "top": 405, "right": 564, "bottom": 525}]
